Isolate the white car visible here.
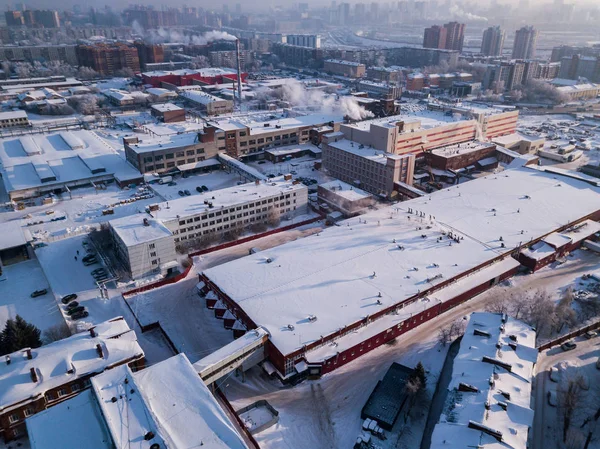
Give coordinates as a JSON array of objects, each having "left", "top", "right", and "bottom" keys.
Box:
[{"left": 549, "top": 367, "right": 559, "bottom": 382}]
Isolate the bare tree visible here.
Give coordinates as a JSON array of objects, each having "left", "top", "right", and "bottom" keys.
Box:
[
  {"left": 558, "top": 378, "right": 585, "bottom": 443},
  {"left": 438, "top": 319, "right": 466, "bottom": 346},
  {"left": 267, "top": 208, "right": 281, "bottom": 228},
  {"left": 42, "top": 323, "right": 72, "bottom": 343}
]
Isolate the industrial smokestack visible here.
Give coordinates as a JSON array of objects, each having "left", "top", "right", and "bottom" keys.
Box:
[{"left": 235, "top": 39, "right": 243, "bottom": 105}]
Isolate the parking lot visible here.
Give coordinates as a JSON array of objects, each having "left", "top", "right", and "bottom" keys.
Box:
[
  {"left": 0, "top": 259, "right": 64, "bottom": 334},
  {"left": 149, "top": 170, "right": 242, "bottom": 201}
]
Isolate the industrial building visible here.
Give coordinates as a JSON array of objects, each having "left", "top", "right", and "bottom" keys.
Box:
[
  {"left": 76, "top": 42, "right": 141, "bottom": 76},
  {"left": 26, "top": 354, "right": 249, "bottom": 449},
  {"left": 324, "top": 59, "right": 366, "bottom": 78},
  {"left": 0, "top": 110, "right": 29, "bottom": 129},
  {"left": 0, "top": 130, "right": 143, "bottom": 200},
  {"left": 424, "top": 141, "right": 498, "bottom": 171},
  {"left": 0, "top": 318, "right": 144, "bottom": 442},
  {"left": 430, "top": 312, "right": 537, "bottom": 449},
  {"left": 199, "top": 166, "right": 600, "bottom": 378},
  {"left": 110, "top": 178, "right": 308, "bottom": 279},
  {"left": 180, "top": 90, "right": 234, "bottom": 115},
  {"left": 150, "top": 103, "right": 186, "bottom": 123},
  {"left": 321, "top": 132, "right": 415, "bottom": 197},
  {"left": 141, "top": 68, "right": 247, "bottom": 88}
]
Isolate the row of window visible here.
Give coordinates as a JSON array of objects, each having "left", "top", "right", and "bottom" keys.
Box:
[
  {"left": 142, "top": 148, "right": 205, "bottom": 164},
  {"left": 144, "top": 156, "right": 206, "bottom": 171}
]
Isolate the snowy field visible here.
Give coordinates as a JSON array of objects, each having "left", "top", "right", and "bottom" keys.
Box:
[
  {"left": 148, "top": 170, "right": 242, "bottom": 201},
  {"left": 0, "top": 259, "right": 63, "bottom": 334}
]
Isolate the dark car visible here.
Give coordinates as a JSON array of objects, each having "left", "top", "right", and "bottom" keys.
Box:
[
  {"left": 196, "top": 186, "right": 203, "bottom": 193},
  {"left": 82, "top": 253, "right": 96, "bottom": 261},
  {"left": 31, "top": 289, "right": 48, "bottom": 298},
  {"left": 61, "top": 293, "right": 78, "bottom": 304},
  {"left": 561, "top": 341, "right": 577, "bottom": 351},
  {"left": 83, "top": 258, "right": 98, "bottom": 266},
  {"left": 201, "top": 185, "right": 208, "bottom": 191},
  {"left": 66, "top": 301, "right": 79, "bottom": 310},
  {"left": 71, "top": 310, "right": 89, "bottom": 320},
  {"left": 178, "top": 190, "right": 185, "bottom": 197},
  {"left": 91, "top": 268, "right": 107, "bottom": 276},
  {"left": 184, "top": 189, "right": 191, "bottom": 196},
  {"left": 66, "top": 306, "right": 85, "bottom": 316}
]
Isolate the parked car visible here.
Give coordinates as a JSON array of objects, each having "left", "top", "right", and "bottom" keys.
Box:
[
  {"left": 71, "top": 310, "right": 89, "bottom": 320},
  {"left": 91, "top": 268, "right": 107, "bottom": 276},
  {"left": 585, "top": 330, "right": 598, "bottom": 339},
  {"left": 66, "top": 301, "right": 79, "bottom": 310},
  {"left": 82, "top": 253, "right": 96, "bottom": 261},
  {"left": 184, "top": 190, "right": 191, "bottom": 196},
  {"left": 561, "top": 341, "right": 577, "bottom": 351},
  {"left": 549, "top": 367, "right": 559, "bottom": 382},
  {"left": 83, "top": 258, "right": 98, "bottom": 266},
  {"left": 167, "top": 181, "right": 176, "bottom": 186},
  {"left": 178, "top": 190, "right": 185, "bottom": 197},
  {"left": 61, "top": 293, "right": 78, "bottom": 304},
  {"left": 196, "top": 186, "right": 203, "bottom": 193},
  {"left": 31, "top": 289, "right": 48, "bottom": 298},
  {"left": 201, "top": 185, "right": 208, "bottom": 191},
  {"left": 596, "top": 358, "right": 600, "bottom": 370},
  {"left": 66, "top": 306, "right": 85, "bottom": 316}
]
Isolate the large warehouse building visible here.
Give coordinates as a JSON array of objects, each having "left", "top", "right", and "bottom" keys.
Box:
[{"left": 199, "top": 166, "right": 600, "bottom": 378}]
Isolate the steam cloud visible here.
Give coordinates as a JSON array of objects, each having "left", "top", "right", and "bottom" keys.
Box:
[
  {"left": 449, "top": 5, "right": 488, "bottom": 21},
  {"left": 132, "top": 22, "right": 237, "bottom": 45},
  {"left": 281, "top": 79, "right": 374, "bottom": 121}
]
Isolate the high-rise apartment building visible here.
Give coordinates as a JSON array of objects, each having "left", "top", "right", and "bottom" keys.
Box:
[
  {"left": 481, "top": 26, "right": 505, "bottom": 56},
  {"left": 423, "top": 25, "right": 447, "bottom": 50},
  {"left": 76, "top": 43, "right": 141, "bottom": 76},
  {"left": 512, "top": 26, "right": 538, "bottom": 59},
  {"left": 423, "top": 22, "right": 465, "bottom": 52},
  {"left": 444, "top": 22, "right": 465, "bottom": 52}
]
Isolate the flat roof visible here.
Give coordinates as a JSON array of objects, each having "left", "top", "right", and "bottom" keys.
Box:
[
  {"left": 327, "top": 139, "right": 407, "bottom": 163},
  {"left": 27, "top": 390, "right": 113, "bottom": 449},
  {"left": 203, "top": 167, "right": 600, "bottom": 356},
  {"left": 150, "top": 102, "right": 183, "bottom": 112},
  {"left": 0, "top": 317, "right": 143, "bottom": 411},
  {"left": 150, "top": 177, "right": 305, "bottom": 223},
  {"left": 343, "top": 109, "right": 467, "bottom": 133},
  {"left": 0, "top": 130, "right": 142, "bottom": 193},
  {"left": 92, "top": 354, "right": 248, "bottom": 449},
  {"left": 0, "top": 110, "right": 27, "bottom": 120},
  {"left": 0, "top": 220, "right": 31, "bottom": 251},
  {"left": 110, "top": 215, "right": 173, "bottom": 247},
  {"left": 430, "top": 312, "right": 536, "bottom": 449},
  {"left": 430, "top": 141, "right": 493, "bottom": 158},
  {"left": 319, "top": 180, "right": 372, "bottom": 201},
  {"left": 126, "top": 132, "right": 201, "bottom": 154}
]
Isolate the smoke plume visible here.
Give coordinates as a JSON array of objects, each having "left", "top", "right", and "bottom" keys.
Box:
[
  {"left": 132, "top": 23, "right": 237, "bottom": 45},
  {"left": 281, "top": 79, "right": 374, "bottom": 121},
  {"left": 449, "top": 5, "right": 488, "bottom": 21}
]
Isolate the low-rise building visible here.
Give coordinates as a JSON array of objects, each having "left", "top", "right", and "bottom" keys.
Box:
[
  {"left": 492, "top": 133, "right": 545, "bottom": 155},
  {"left": 425, "top": 141, "right": 498, "bottom": 171},
  {"left": 318, "top": 180, "right": 374, "bottom": 217},
  {"left": 150, "top": 103, "right": 186, "bottom": 123},
  {"left": 124, "top": 127, "right": 219, "bottom": 174},
  {"left": 0, "top": 110, "right": 29, "bottom": 129},
  {"left": 324, "top": 59, "right": 366, "bottom": 78},
  {"left": 0, "top": 317, "right": 144, "bottom": 442},
  {"left": 26, "top": 354, "right": 249, "bottom": 449},
  {"left": 556, "top": 83, "right": 600, "bottom": 101},
  {"left": 366, "top": 66, "right": 405, "bottom": 84},
  {"left": 356, "top": 80, "right": 401, "bottom": 99},
  {"left": 322, "top": 132, "right": 415, "bottom": 198},
  {"left": 180, "top": 91, "right": 234, "bottom": 115},
  {"left": 145, "top": 87, "right": 178, "bottom": 103},
  {"left": 430, "top": 312, "right": 537, "bottom": 449},
  {"left": 109, "top": 178, "right": 309, "bottom": 277},
  {"left": 110, "top": 215, "right": 178, "bottom": 280}
]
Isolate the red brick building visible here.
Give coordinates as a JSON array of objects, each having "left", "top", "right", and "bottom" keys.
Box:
[
  {"left": 141, "top": 68, "right": 247, "bottom": 88},
  {"left": 76, "top": 43, "right": 141, "bottom": 76},
  {"left": 0, "top": 317, "right": 144, "bottom": 442}
]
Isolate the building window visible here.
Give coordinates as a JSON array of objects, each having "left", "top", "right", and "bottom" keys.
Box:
[
  {"left": 150, "top": 252, "right": 156, "bottom": 257},
  {"left": 196, "top": 148, "right": 205, "bottom": 154},
  {"left": 45, "top": 392, "right": 56, "bottom": 401},
  {"left": 149, "top": 243, "right": 155, "bottom": 249},
  {"left": 166, "top": 153, "right": 174, "bottom": 159},
  {"left": 9, "top": 413, "right": 20, "bottom": 423},
  {"left": 57, "top": 388, "right": 67, "bottom": 397},
  {"left": 23, "top": 407, "right": 34, "bottom": 417}
]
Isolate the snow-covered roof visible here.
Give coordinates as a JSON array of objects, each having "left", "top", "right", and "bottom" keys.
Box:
[
  {"left": 102, "top": 89, "right": 134, "bottom": 102},
  {"left": 343, "top": 109, "right": 465, "bottom": 133},
  {"left": 430, "top": 312, "right": 536, "bottom": 449},
  {"left": 151, "top": 177, "right": 306, "bottom": 223},
  {"left": 27, "top": 390, "right": 113, "bottom": 449},
  {"left": 110, "top": 215, "right": 173, "bottom": 247},
  {"left": 150, "top": 102, "right": 183, "bottom": 113},
  {"left": 319, "top": 180, "right": 371, "bottom": 201},
  {"left": 0, "top": 220, "right": 31, "bottom": 250},
  {"left": 430, "top": 141, "right": 493, "bottom": 157},
  {"left": 203, "top": 166, "right": 600, "bottom": 357},
  {"left": 211, "top": 113, "right": 342, "bottom": 136},
  {"left": 181, "top": 90, "right": 230, "bottom": 105},
  {"left": 325, "top": 59, "right": 365, "bottom": 67},
  {"left": 125, "top": 131, "right": 201, "bottom": 154},
  {"left": 146, "top": 87, "right": 177, "bottom": 97},
  {"left": 327, "top": 139, "right": 408, "bottom": 163},
  {"left": 0, "top": 130, "right": 142, "bottom": 193},
  {"left": 0, "top": 110, "right": 27, "bottom": 121},
  {"left": 0, "top": 317, "right": 143, "bottom": 412},
  {"left": 142, "top": 67, "right": 238, "bottom": 78},
  {"left": 92, "top": 353, "right": 249, "bottom": 449}
]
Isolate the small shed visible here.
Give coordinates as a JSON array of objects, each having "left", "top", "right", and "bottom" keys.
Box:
[{"left": 361, "top": 363, "right": 414, "bottom": 431}]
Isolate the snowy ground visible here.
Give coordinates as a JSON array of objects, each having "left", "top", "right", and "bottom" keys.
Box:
[
  {"left": 534, "top": 337, "right": 600, "bottom": 449},
  {"left": 0, "top": 184, "right": 160, "bottom": 240},
  {"left": 148, "top": 170, "right": 242, "bottom": 202},
  {"left": 0, "top": 258, "right": 64, "bottom": 335}
]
